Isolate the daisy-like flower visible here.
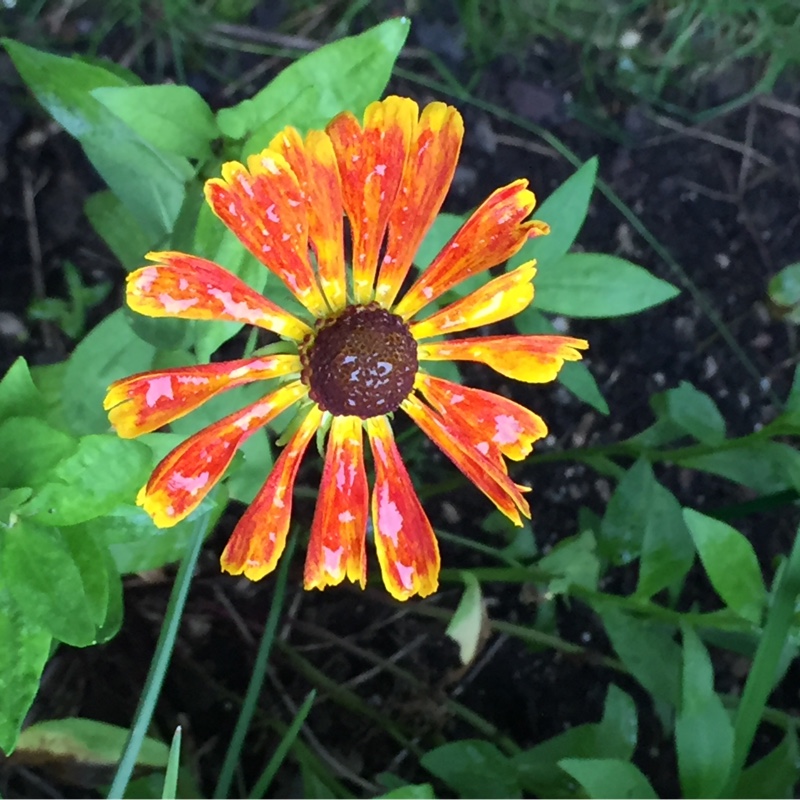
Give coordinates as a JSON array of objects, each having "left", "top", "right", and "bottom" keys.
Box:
[{"left": 104, "top": 96, "right": 588, "bottom": 601}]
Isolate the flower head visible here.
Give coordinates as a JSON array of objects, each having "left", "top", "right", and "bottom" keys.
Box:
[{"left": 104, "top": 96, "right": 588, "bottom": 600}]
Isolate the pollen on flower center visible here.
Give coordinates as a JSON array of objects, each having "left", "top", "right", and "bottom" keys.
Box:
[{"left": 301, "top": 304, "right": 418, "bottom": 419}]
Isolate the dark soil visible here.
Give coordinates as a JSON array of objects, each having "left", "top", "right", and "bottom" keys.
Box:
[{"left": 2, "top": 4, "right": 799, "bottom": 798}]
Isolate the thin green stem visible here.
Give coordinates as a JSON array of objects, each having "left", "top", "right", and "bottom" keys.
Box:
[
  {"left": 108, "top": 514, "right": 207, "bottom": 799},
  {"left": 213, "top": 534, "right": 297, "bottom": 799}
]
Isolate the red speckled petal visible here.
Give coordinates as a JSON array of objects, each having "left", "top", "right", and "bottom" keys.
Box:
[
  {"left": 127, "top": 252, "right": 312, "bottom": 341},
  {"left": 402, "top": 394, "right": 530, "bottom": 526},
  {"left": 394, "top": 181, "right": 550, "bottom": 320},
  {"left": 327, "top": 96, "right": 417, "bottom": 303},
  {"left": 365, "top": 415, "right": 440, "bottom": 601},
  {"left": 204, "top": 151, "right": 327, "bottom": 314},
  {"left": 411, "top": 261, "right": 537, "bottom": 340},
  {"left": 137, "top": 381, "right": 308, "bottom": 528},
  {"left": 418, "top": 335, "right": 588, "bottom": 383},
  {"left": 374, "top": 102, "right": 464, "bottom": 308},
  {"left": 415, "top": 373, "right": 548, "bottom": 463},
  {"left": 105, "top": 354, "right": 301, "bottom": 438},
  {"left": 220, "top": 404, "right": 324, "bottom": 582},
  {"left": 304, "top": 416, "right": 368, "bottom": 592},
  {"left": 270, "top": 127, "right": 347, "bottom": 311}
]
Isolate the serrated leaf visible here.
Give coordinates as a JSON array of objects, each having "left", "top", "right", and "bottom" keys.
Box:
[
  {"left": 532, "top": 253, "right": 679, "bottom": 318},
  {"left": 509, "top": 157, "right": 598, "bottom": 270},
  {"left": 558, "top": 758, "right": 657, "bottom": 799},
  {"left": 676, "top": 626, "right": 734, "bottom": 798},
  {"left": 217, "top": 19, "right": 409, "bottom": 147},
  {"left": 683, "top": 509, "right": 767, "bottom": 623},
  {"left": 93, "top": 84, "right": 218, "bottom": 160}
]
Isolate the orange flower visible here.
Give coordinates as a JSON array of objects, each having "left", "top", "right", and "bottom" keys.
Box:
[{"left": 104, "top": 96, "right": 588, "bottom": 601}]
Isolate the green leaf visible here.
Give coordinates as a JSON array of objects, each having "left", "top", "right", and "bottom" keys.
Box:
[
  {"left": 679, "top": 441, "right": 800, "bottom": 494},
  {"left": 659, "top": 381, "right": 726, "bottom": 445},
  {"left": 95, "top": 546, "right": 124, "bottom": 644},
  {"left": 601, "top": 608, "right": 681, "bottom": 711},
  {"left": 378, "top": 784, "right": 436, "bottom": 799},
  {"left": 421, "top": 740, "right": 521, "bottom": 799},
  {"left": 532, "top": 253, "right": 679, "bottom": 318},
  {"left": 23, "top": 435, "right": 152, "bottom": 526},
  {"left": 683, "top": 509, "right": 767, "bottom": 623},
  {"left": 509, "top": 157, "right": 598, "bottom": 270},
  {"left": 0, "top": 584, "right": 51, "bottom": 754},
  {"left": 0, "top": 357, "right": 44, "bottom": 421},
  {"left": 512, "top": 307, "right": 607, "bottom": 413},
  {"left": 62, "top": 309, "right": 157, "bottom": 435},
  {"left": 2, "top": 520, "right": 102, "bottom": 646},
  {"left": 14, "top": 718, "right": 168, "bottom": 773},
  {"left": 675, "top": 626, "right": 734, "bottom": 798},
  {"left": 93, "top": 84, "right": 218, "bottom": 160},
  {"left": 0, "top": 488, "right": 32, "bottom": 523},
  {"left": 162, "top": 726, "right": 182, "bottom": 800},
  {"left": 734, "top": 728, "right": 800, "bottom": 798},
  {"left": 84, "top": 190, "right": 154, "bottom": 271},
  {"left": 218, "top": 18, "right": 410, "bottom": 147},
  {"left": 445, "top": 572, "right": 484, "bottom": 666},
  {"left": 767, "top": 261, "right": 800, "bottom": 323},
  {"left": 558, "top": 758, "right": 658, "bottom": 799},
  {"left": 79, "top": 491, "right": 224, "bottom": 575},
  {"left": 3, "top": 40, "right": 188, "bottom": 238},
  {"left": 0, "top": 417, "right": 77, "bottom": 488},
  {"left": 538, "top": 530, "right": 600, "bottom": 593}
]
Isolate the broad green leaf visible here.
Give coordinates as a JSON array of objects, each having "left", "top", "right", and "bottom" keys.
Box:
[
  {"left": 0, "top": 585, "right": 51, "bottom": 754},
  {"left": 683, "top": 509, "right": 767, "bottom": 623},
  {"left": 558, "top": 758, "right": 657, "bottom": 799},
  {"left": 445, "top": 572, "right": 484, "bottom": 666},
  {"left": 23, "top": 435, "right": 152, "bottom": 526},
  {"left": 0, "top": 417, "right": 77, "bottom": 488},
  {"left": 84, "top": 191, "right": 154, "bottom": 271},
  {"left": 93, "top": 84, "right": 218, "bottom": 160},
  {"left": 0, "top": 488, "right": 33, "bottom": 523},
  {"left": 29, "top": 362, "right": 69, "bottom": 430},
  {"left": 95, "top": 547, "right": 124, "bottom": 644},
  {"left": 767, "top": 261, "right": 800, "bottom": 323},
  {"left": 532, "top": 253, "right": 679, "bottom": 318},
  {"left": 14, "top": 718, "right": 169, "bottom": 776},
  {"left": 599, "top": 459, "right": 695, "bottom": 597},
  {"left": 512, "top": 307, "right": 607, "bottom": 414},
  {"left": 3, "top": 40, "right": 188, "bottom": 238},
  {"left": 658, "top": 381, "right": 726, "bottom": 445},
  {"left": 2, "top": 521, "right": 100, "bottom": 646},
  {"left": 78, "top": 491, "right": 224, "bottom": 575},
  {"left": 538, "top": 530, "right": 600, "bottom": 593},
  {"left": 513, "top": 685, "right": 637, "bottom": 797},
  {"left": 0, "top": 357, "right": 44, "bottom": 420},
  {"left": 734, "top": 728, "right": 800, "bottom": 798},
  {"left": 509, "top": 157, "right": 598, "bottom": 270},
  {"left": 601, "top": 608, "right": 681, "bottom": 711},
  {"left": 675, "top": 626, "right": 734, "bottom": 798},
  {"left": 679, "top": 441, "right": 800, "bottom": 494},
  {"left": 218, "top": 19, "right": 409, "bottom": 147},
  {"left": 59, "top": 526, "right": 110, "bottom": 627},
  {"left": 421, "top": 740, "right": 521, "bottom": 799},
  {"left": 378, "top": 784, "right": 436, "bottom": 799},
  {"left": 62, "top": 309, "right": 157, "bottom": 435}
]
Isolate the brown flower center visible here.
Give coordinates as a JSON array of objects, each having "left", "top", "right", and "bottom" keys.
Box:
[{"left": 301, "top": 305, "right": 418, "bottom": 419}]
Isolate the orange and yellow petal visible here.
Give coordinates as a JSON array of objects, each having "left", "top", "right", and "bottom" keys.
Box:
[
  {"left": 105, "top": 354, "right": 301, "bottom": 438},
  {"left": 394, "top": 181, "right": 549, "bottom": 320},
  {"left": 327, "top": 96, "right": 417, "bottom": 304},
  {"left": 269, "top": 127, "right": 347, "bottom": 311},
  {"left": 415, "top": 373, "right": 548, "bottom": 463},
  {"left": 402, "top": 394, "right": 530, "bottom": 526},
  {"left": 365, "top": 415, "right": 440, "bottom": 601},
  {"left": 410, "top": 261, "right": 537, "bottom": 340},
  {"left": 204, "top": 152, "right": 327, "bottom": 315},
  {"left": 220, "top": 404, "right": 324, "bottom": 581},
  {"left": 128, "top": 253, "right": 312, "bottom": 341},
  {"left": 418, "top": 334, "right": 588, "bottom": 383},
  {"left": 137, "top": 381, "right": 308, "bottom": 528},
  {"left": 374, "top": 102, "right": 464, "bottom": 308},
  {"left": 304, "top": 416, "right": 368, "bottom": 592}
]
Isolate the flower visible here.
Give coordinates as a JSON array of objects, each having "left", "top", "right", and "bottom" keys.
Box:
[{"left": 104, "top": 96, "right": 588, "bottom": 601}]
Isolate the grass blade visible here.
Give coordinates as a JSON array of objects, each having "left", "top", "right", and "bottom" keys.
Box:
[{"left": 162, "top": 726, "right": 182, "bottom": 799}]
